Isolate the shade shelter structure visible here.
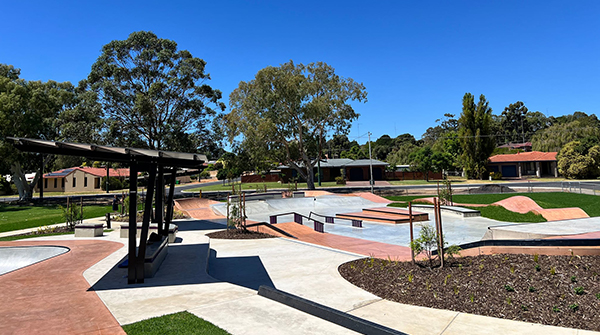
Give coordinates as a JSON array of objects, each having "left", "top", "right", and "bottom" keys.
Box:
[{"left": 7, "top": 137, "right": 207, "bottom": 284}]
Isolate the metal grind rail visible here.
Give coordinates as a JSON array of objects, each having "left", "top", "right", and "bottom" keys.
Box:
[
  {"left": 308, "top": 211, "right": 363, "bottom": 228},
  {"left": 268, "top": 211, "right": 363, "bottom": 233}
]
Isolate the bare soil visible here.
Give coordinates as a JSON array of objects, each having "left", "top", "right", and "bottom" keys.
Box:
[
  {"left": 339, "top": 254, "right": 600, "bottom": 331},
  {"left": 206, "top": 229, "right": 277, "bottom": 240}
]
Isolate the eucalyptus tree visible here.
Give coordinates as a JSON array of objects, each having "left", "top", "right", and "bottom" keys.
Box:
[
  {"left": 0, "top": 64, "right": 77, "bottom": 200},
  {"left": 226, "top": 61, "right": 367, "bottom": 189},
  {"left": 86, "top": 31, "right": 225, "bottom": 152}
]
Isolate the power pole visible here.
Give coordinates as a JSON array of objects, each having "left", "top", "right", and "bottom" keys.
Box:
[{"left": 368, "top": 132, "right": 374, "bottom": 193}]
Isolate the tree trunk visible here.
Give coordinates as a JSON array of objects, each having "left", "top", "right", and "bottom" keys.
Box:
[
  {"left": 10, "top": 163, "right": 41, "bottom": 201},
  {"left": 306, "top": 165, "right": 315, "bottom": 190}
]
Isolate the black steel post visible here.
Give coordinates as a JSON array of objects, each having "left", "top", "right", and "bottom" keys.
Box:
[
  {"left": 39, "top": 156, "right": 44, "bottom": 202},
  {"left": 106, "top": 165, "right": 110, "bottom": 194},
  {"left": 156, "top": 165, "right": 164, "bottom": 236},
  {"left": 164, "top": 168, "right": 177, "bottom": 235},
  {"left": 127, "top": 162, "right": 138, "bottom": 284},
  {"left": 136, "top": 165, "right": 156, "bottom": 283}
]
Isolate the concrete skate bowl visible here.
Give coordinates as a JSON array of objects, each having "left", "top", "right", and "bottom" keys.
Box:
[{"left": 0, "top": 246, "right": 69, "bottom": 276}]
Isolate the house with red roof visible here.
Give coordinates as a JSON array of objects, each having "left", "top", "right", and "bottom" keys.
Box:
[
  {"left": 35, "top": 166, "right": 130, "bottom": 193},
  {"left": 488, "top": 151, "right": 558, "bottom": 178}
]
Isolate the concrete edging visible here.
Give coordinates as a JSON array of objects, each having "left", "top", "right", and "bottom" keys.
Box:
[{"left": 257, "top": 285, "right": 408, "bottom": 335}]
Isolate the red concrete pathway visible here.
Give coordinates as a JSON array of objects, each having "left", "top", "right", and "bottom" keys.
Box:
[
  {"left": 0, "top": 240, "right": 125, "bottom": 335},
  {"left": 270, "top": 222, "right": 413, "bottom": 260}
]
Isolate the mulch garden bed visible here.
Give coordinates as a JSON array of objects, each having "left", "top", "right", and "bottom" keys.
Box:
[
  {"left": 206, "top": 229, "right": 277, "bottom": 240},
  {"left": 339, "top": 253, "right": 600, "bottom": 331}
]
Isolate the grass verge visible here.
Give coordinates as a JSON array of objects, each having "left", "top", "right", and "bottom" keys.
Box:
[
  {"left": 122, "top": 311, "right": 230, "bottom": 335},
  {"left": 0, "top": 205, "right": 111, "bottom": 233}
]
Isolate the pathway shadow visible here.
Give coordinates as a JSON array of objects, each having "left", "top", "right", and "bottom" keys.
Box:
[
  {"left": 208, "top": 249, "right": 275, "bottom": 291},
  {"left": 89, "top": 219, "right": 274, "bottom": 292},
  {"left": 90, "top": 242, "right": 217, "bottom": 291},
  {"left": 176, "top": 219, "right": 227, "bottom": 231}
]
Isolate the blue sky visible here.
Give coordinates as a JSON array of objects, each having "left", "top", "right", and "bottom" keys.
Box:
[{"left": 1, "top": 1, "right": 598, "bottom": 144}]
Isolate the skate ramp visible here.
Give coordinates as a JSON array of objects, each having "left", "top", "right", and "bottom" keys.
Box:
[
  {"left": 174, "top": 198, "right": 225, "bottom": 219},
  {"left": 415, "top": 195, "right": 589, "bottom": 222},
  {"left": 483, "top": 216, "right": 600, "bottom": 240},
  {"left": 0, "top": 246, "right": 69, "bottom": 276},
  {"left": 493, "top": 196, "right": 542, "bottom": 214},
  {"left": 174, "top": 198, "right": 221, "bottom": 211}
]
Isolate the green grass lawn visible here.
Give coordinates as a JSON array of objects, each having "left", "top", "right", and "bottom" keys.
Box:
[
  {"left": 122, "top": 311, "right": 230, "bottom": 335},
  {"left": 186, "top": 181, "right": 342, "bottom": 192},
  {"left": 0, "top": 205, "right": 111, "bottom": 233}
]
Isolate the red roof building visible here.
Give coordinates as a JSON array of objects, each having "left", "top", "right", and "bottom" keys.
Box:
[
  {"left": 488, "top": 151, "right": 558, "bottom": 178},
  {"left": 37, "top": 166, "right": 130, "bottom": 193}
]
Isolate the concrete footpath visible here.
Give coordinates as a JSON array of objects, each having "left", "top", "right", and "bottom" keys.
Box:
[{"left": 6, "top": 218, "right": 599, "bottom": 334}]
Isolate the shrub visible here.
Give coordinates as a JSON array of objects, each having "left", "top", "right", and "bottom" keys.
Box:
[
  {"left": 410, "top": 224, "right": 439, "bottom": 267},
  {"left": 101, "top": 177, "right": 123, "bottom": 191},
  {"left": 60, "top": 201, "right": 84, "bottom": 230},
  {"left": 528, "top": 286, "right": 536, "bottom": 292},
  {"left": 574, "top": 286, "right": 585, "bottom": 295},
  {"left": 199, "top": 170, "right": 211, "bottom": 179},
  {"left": 504, "top": 284, "right": 515, "bottom": 292},
  {"left": 569, "top": 303, "right": 579, "bottom": 312},
  {"left": 0, "top": 176, "right": 13, "bottom": 195},
  {"left": 335, "top": 176, "right": 346, "bottom": 185},
  {"left": 489, "top": 171, "right": 503, "bottom": 180}
]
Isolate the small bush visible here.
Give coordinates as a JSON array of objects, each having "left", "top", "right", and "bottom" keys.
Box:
[
  {"left": 552, "top": 306, "right": 560, "bottom": 313},
  {"left": 535, "top": 264, "right": 541, "bottom": 271},
  {"left": 574, "top": 286, "right": 585, "bottom": 295},
  {"left": 335, "top": 176, "right": 346, "bottom": 185},
  {"left": 571, "top": 276, "right": 577, "bottom": 283},
  {"left": 101, "top": 177, "right": 123, "bottom": 191},
  {"left": 504, "top": 284, "right": 515, "bottom": 292},
  {"left": 529, "top": 286, "right": 536, "bottom": 292},
  {"left": 489, "top": 171, "right": 503, "bottom": 180},
  {"left": 569, "top": 303, "right": 579, "bottom": 312}
]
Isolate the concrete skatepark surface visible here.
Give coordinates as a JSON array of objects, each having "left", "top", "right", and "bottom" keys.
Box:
[
  {"left": 1, "top": 212, "right": 599, "bottom": 334},
  {"left": 0, "top": 245, "right": 69, "bottom": 275},
  {"left": 178, "top": 193, "right": 600, "bottom": 246}
]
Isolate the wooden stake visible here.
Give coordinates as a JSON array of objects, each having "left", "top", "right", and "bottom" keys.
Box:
[
  {"left": 409, "top": 201, "right": 414, "bottom": 264},
  {"left": 438, "top": 199, "right": 445, "bottom": 268}
]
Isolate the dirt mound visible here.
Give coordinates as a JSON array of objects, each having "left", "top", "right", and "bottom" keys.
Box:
[{"left": 469, "top": 184, "right": 515, "bottom": 194}]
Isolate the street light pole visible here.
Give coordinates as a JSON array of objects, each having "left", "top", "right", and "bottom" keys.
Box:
[{"left": 368, "top": 132, "right": 374, "bottom": 193}]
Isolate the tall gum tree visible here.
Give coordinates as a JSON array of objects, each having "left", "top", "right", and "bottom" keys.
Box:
[
  {"left": 0, "top": 64, "right": 76, "bottom": 200},
  {"left": 225, "top": 61, "right": 367, "bottom": 189},
  {"left": 86, "top": 31, "right": 225, "bottom": 153}
]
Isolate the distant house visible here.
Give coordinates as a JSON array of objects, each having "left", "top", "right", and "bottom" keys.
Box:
[
  {"left": 497, "top": 142, "right": 532, "bottom": 152},
  {"left": 488, "top": 151, "right": 558, "bottom": 178},
  {"left": 35, "top": 167, "right": 130, "bottom": 193},
  {"left": 279, "top": 158, "right": 389, "bottom": 182}
]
